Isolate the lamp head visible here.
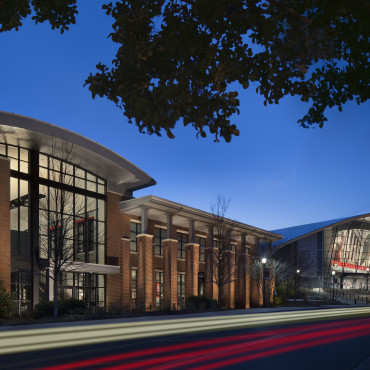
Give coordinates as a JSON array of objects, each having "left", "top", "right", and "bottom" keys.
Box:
[{"left": 261, "top": 258, "right": 267, "bottom": 264}]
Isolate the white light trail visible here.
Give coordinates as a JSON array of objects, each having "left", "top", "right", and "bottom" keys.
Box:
[{"left": 0, "top": 307, "right": 369, "bottom": 355}]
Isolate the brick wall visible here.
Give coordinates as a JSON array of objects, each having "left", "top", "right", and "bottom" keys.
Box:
[
  {"left": 106, "top": 191, "right": 125, "bottom": 310},
  {"left": 0, "top": 157, "right": 10, "bottom": 292}
]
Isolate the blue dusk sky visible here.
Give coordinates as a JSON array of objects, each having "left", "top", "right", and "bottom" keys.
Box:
[{"left": 1, "top": 2, "right": 369, "bottom": 231}]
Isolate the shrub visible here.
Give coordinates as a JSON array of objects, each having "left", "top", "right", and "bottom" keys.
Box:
[
  {"left": 186, "top": 295, "right": 218, "bottom": 311},
  {"left": 33, "top": 298, "right": 88, "bottom": 318},
  {"left": 33, "top": 300, "right": 54, "bottom": 319},
  {"left": 59, "top": 298, "right": 87, "bottom": 315},
  {"left": 0, "top": 281, "right": 12, "bottom": 318}
]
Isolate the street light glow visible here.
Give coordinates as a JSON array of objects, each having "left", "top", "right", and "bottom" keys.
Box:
[{"left": 261, "top": 258, "right": 267, "bottom": 264}]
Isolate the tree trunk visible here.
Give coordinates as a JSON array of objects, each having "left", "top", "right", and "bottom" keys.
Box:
[
  {"left": 217, "top": 285, "right": 221, "bottom": 309},
  {"left": 53, "top": 270, "right": 58, "bottom": 318}
]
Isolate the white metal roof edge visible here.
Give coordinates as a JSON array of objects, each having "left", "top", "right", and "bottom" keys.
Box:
[
  {"left": 0, "top": 111, "right": 156, "bottom": 192},
  {"left": 120, "top": 195, "right": 282, "bottom": 240}
]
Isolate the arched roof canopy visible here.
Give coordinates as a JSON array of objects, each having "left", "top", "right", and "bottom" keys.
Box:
[
  {"left": 0, "top": 111, "right": 156, "bottom": 195},
  {"left": 271, "top": 213, "right": 370, "bottom": 254}
]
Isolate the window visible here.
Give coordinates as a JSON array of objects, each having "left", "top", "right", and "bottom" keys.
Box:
[
  {"left": 74, "top": 217, "right": 95, "bottom": 260},
  {"left": 177, "top": 232, "right": 188, "bottom": 259},
  {"left": 196, "top": 236, "right": 206, "bottom": 262},
  {"left": 10, "top": 178, "right": 30, "bottom": 257},
  {"left": 48, "top": 223, "right": 63, "bottom": 260},
  {"left": 198, "top": 272, "right": 205, "bottom": 297},
  {"left": 130, "top": 221, "right": 141, "bottom": 252},
  {"left": 155, "top": 271, "right": 163, "bottom": 308},
  {"left": 154, "top": 227, "right": 167, "bottom": 256},
  {"left": 11, "top": 269, "right": 32, "bottom": 316},
  {"left": 214, "top": 239, "right": 221, "bottom": 250},
  {"left": 177, "top": 273, "right": 185, "bottom": 309},
  {"left": 230, "top": 243, "right": 237, "bottom": 264}
]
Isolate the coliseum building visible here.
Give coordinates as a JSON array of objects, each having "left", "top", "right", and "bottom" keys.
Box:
[{"left": 0, "top": 111, "right": 280, "bottom": 315}]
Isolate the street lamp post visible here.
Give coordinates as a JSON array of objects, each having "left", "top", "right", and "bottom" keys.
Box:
[
  {"left": 332, "top": 271, "right": 336, "bottom": 301},
  {"left": 262, "top": 258, "right": 267, "bottom": 307},
  {"left": 294, "top": 269, "right": 300, "bottom": 302},
  {"left": 366, "top": 268, "right": 369, "bottom": 291}
]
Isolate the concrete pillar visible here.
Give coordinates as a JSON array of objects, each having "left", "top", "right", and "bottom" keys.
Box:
[
  {"left": 48, "top": 271, "right": 54, "bottom": 301},
  {"left": 267, "top": 240, "right": 272, "bottom": 258},
  {"left": 141, "top": 207, "right": 148, "bottom": 234},
  {"left": 188, "top": 220, "right": 195, "bottom": 243},
  {"left": 221, "top": 250, "right": 236, "bottom": 308},
  {"left": 185, "top": 243, "right": 199, "bottom": 298},
  {"left": 166, "top": 214, "right": 173, "bottom": 239},
  {"left": 121, "top": 237, "right": 131, "bottom": 310},
  {"left": 163, "top": 238, "right": 177, "bottom": 310},
  {"left": 136, "top": 234, "right": 153, "bottom": 310},
  {"left": 0, "top": 157, "right": 10, "bottom": 292}
]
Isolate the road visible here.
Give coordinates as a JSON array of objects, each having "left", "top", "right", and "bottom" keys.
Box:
[{"left": 0, "top": 306, "right": 369, "bottom": 369}]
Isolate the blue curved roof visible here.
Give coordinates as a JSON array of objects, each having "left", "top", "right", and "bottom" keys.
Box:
[{"left": 271, "top": 214, "right": 370, "bottom": 249}]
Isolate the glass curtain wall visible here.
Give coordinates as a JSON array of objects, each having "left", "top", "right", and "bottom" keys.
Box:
[
  {"left": 1, "top": 142, "right": 107, "bottom": 313},
  {"left": 325, "top": 218, "right": 370, "bottom": 289}
]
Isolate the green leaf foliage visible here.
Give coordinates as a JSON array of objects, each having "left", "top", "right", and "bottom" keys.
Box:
[
  {"left": 2, "top": 1, "right": 369, "bottom": 141},
  {"left": 0, "top": 0, "right": 77, "bottom": 33},
  {"left": 85, "top": 0, "right": 369, "bottom": 142}
]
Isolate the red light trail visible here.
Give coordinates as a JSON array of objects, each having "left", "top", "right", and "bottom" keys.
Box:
[{"left": 42, "top": 317, "right": 370, "bottom": 370}]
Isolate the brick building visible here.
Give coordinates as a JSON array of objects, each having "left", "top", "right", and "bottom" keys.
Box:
[{"left": 0, "top": 111, "right": 280, "bottom": 315}]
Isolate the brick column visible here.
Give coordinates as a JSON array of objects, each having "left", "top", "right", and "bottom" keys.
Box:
[
  {"left": 185, "top": 243, "right": 199, "bottom": 298},
  {"left": 236, "top": 252, "right": 251, "bottom": 308},
  {"left": 205, "top": 247, "right": 218, "bottom": 300},
  {"left": 137, "top": 234, "right": 153, "bottom": 311},
  {"left": 221, "top": 250, "right": 235, "bottom": 308},
  {"left": 163, "top": 238, "right": 177, "bottom": 310},
  {"left": 250, "top": 272, "right": 263, "bottom": 307},
  {"left": 0, "top": 157, "right": 10, "bottom": 292},
  {"left": 121, "top": 237, "right": 131, "bottom": 310}
]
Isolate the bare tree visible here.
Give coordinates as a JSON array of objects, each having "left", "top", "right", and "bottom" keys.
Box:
[
  {"left": 38, "top": 140, "right": 83, "bottom": 317},
  {"left": 249, "top": 257, "right": 293, "bottom": 306},
  {"left": 208, "top": 195, "right": 237, "bottom": 308}
]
